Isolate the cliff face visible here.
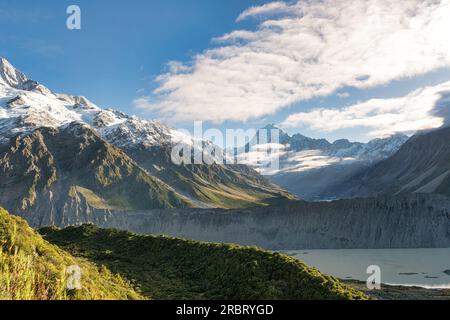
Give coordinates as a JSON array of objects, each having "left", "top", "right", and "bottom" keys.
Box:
[{"left": 98, "top": 194, "right": 450, "bottom": 250}]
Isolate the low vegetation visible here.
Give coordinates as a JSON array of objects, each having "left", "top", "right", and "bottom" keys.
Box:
[
  {"left": 40, "top": 223, "right": 368, "bottom": 300},
  {"left": 0, "top": 208, "right": 143, "bottom": 300}
]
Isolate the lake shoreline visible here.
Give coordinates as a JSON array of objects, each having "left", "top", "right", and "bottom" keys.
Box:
[
  {"left": 344, "top": 280, "right": 450, "bottom": 300},
  {"left": 284, "top": 248, "right": 450, "bottom": 288}
]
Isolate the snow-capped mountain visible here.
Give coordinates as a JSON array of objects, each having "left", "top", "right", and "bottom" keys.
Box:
[
  {"left": 237, "top": 124, "right": 409, "bottom": 200},
  {"left": 0, "top": 57, "right": 196, "bottom": 148},
  {"left": 1, "top": 58, "right": 407, "bottom": 173},
  {"left": 0, "top": 57, "right": 28, "bottom": 88},
  {"left": 238, "top": 124, "right": 408, "bottom": 176},
  {"left": 0, "top": 57, "right": 293, "bottom": 220}
]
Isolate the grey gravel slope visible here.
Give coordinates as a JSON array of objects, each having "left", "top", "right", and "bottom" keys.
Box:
[{"left": 93, "top": 194, "right": 450, "bottom": 250}]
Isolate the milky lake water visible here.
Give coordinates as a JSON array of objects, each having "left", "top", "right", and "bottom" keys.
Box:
[{"left": 282, "top": 248, "right": 450, "bottom": 288}]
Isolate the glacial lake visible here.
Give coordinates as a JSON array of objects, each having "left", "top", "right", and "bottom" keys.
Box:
[{"left": 282, "top": 248, "right": 450, "bottom": 288}]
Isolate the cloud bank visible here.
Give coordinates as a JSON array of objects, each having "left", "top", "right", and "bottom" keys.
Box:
[
  {"left": 136, "top": 0, "right": 450, "bottom": 125},
  {"left": 281, "top": 81, "right": 450, "bottom": 138}
]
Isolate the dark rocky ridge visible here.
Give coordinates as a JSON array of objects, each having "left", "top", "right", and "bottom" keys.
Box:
[{"left": 88, "top": 194, "right": 450, "bottom": 250}]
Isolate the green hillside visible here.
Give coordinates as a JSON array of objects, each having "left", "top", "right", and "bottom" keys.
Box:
[
  {"left": 0, "top": 208, "right": 143, "bottom": 300},
  {"left": 40, "top": 223, "right": 367, "bottom": 300}
]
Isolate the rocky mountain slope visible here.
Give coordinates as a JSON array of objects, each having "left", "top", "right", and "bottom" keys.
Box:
[
  {"left": 99, "top": 194, "right": 450, "bottom": 250},
  {"left": 0, "top": 123, "right": 192, "bottom": 227},
  {"left": 238, "top": 124, "right": 408, "bottom": 199},
  {"left": 0, "top": 57, "right": 293, "bottom": 213},
  {"left": 321, "top": 126, "right": 450, "bottom": 199},
  {"left": 124, "top": 144, "right": 292, "bottom": 208}
]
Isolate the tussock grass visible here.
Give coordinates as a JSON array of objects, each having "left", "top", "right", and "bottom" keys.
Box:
[
  {"left": 0, "top": 208, "right": 144, "bottom": 300},
  {"left": 0, "top": 240, "right": 66, "bottom": 300}
]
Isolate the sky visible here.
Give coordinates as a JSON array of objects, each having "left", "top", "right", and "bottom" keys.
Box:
[{"left": 1, "top": 0, "right": 450, "bottom": 143}]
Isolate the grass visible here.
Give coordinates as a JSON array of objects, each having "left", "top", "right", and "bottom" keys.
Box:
[
  {"left": 40, "top": 224, "right": 368, "bottom": 300},
  {"left": 0, "top": 208, "right": 144, "bottom": 300},
  {"left": 0, "top": 243, "right": 66, "bottom": 300},
  {"left": 69, "top": 186, "right": 111, "bottom": 209}
]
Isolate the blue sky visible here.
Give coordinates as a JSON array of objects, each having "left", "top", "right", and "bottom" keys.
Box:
[
  {"left": 1, "top": 0, "right": 450, "bottom": 142},
  {"left": 0, "top": 0, "right": 262, "bottom": 107}
]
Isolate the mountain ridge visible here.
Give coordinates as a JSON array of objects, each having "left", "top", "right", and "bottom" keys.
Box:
[
  {"left": 240, "top": 124, "right": 408, "bottom": 174},
  {"left": 0, "top": 57, "right": 294, "bottom": 213},
  {"left": 97, "top": 193, "right": 450, "bottom": 250},
  {"left": 320, "top": 125, "right": 450, "bottom": 199},
  {"left": 40, "top": 219, "right": 367, "bottom": 300}
]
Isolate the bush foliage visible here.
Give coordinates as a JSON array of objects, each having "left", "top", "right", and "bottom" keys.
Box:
[{"left": 40, "top": 223, "right": 367, "bottom": 300}]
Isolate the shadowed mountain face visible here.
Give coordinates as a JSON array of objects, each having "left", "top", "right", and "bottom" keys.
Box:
[
  {"left": 0, "top": 123, "right": 192, "bottom": 227},
  {"left": 321, "top": 126, "right": 450, "bottom": 199},
  {"left": 0, "top": 123, "right": 293, "bottom": 227}
]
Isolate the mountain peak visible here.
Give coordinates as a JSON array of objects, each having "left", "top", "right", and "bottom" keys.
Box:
[
  {"left": 261, "top": 123, "right": 280, "bottom": 130},
  {"left": 0, "top": 57, "right": 28, "bottom": 88},
  {"left": 257, "top": 124, "right": 291, "bottom": 145}
]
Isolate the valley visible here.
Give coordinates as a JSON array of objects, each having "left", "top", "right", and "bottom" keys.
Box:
[
  {"left": 2, "top": 56, "right": 450, "bottom": 251},
  {"left": 1, "top": 56, "right": 450, "bottom": 300}
]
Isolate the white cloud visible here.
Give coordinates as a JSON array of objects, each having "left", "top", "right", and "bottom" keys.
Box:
[
  {"left": 212, "top": 30, "right": 259, "bottom": 43},
  {"left": 281, "top": 81, "right": 450, "bottom": 138},
  {"left": 236, "top": 1, "right": 291, "bottom": 22},
  {"left": 136, "top": 0, "right": 450, "bottom": 124}
]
